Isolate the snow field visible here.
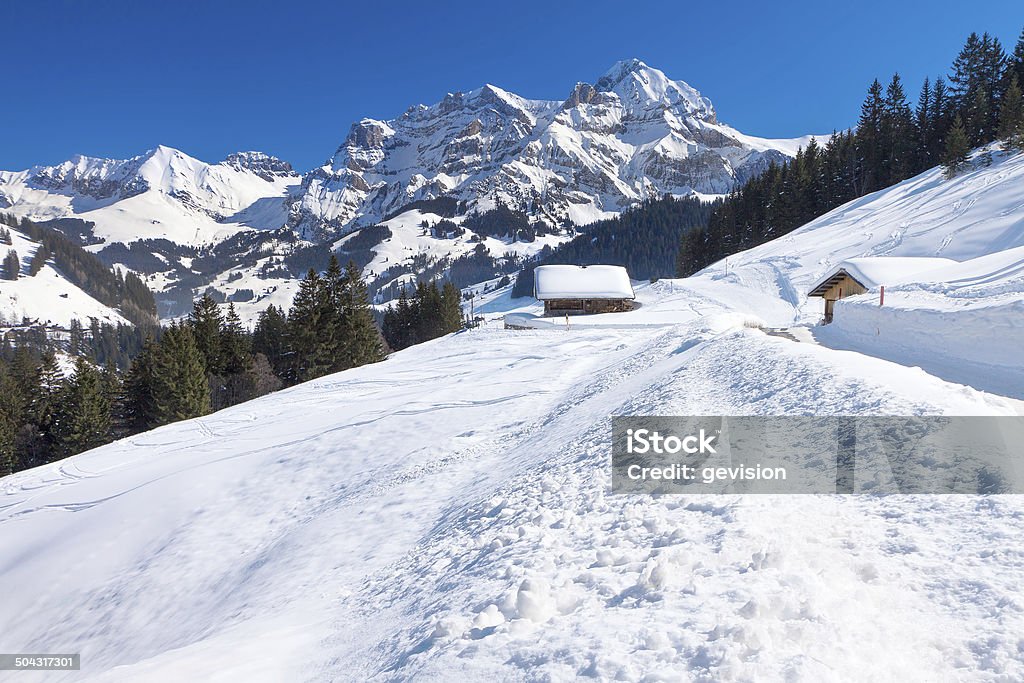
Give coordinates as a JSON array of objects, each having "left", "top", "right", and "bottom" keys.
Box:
[{"left": 2, "top": 307, "right": 1021, "bottom": 680}]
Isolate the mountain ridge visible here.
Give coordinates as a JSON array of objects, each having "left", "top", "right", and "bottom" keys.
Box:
[{"left": 0, "top": 59, "right": 824, "bottom": 322}]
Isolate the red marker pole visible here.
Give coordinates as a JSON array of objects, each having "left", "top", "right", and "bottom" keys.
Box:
[{"left": 879, "top": 285, "right": 885, "bottom": 307}]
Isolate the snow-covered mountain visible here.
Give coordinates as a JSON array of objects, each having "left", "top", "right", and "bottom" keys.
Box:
[
  {"left": 0, "top": 60, "right": 821, "bottom": 323},
  {"left": 0, "top": 146, "right": 299, "bottom": 247},
  {"left": 3, "top": 149, "right": 1024, "bottom": 680},
  {"left": 1, "top": 60, "right": 815, "bottom": 250},
  {"left": 290, "top": 59, "right": 819, "bottom": 237}
]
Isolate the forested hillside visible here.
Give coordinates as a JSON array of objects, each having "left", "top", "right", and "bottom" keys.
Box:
[
  {"left": 0, "top": 213, "right": 157, "bottom": 326},
  {"left": 511, "top": 196, "right": 714, "bottom": 297},
  {"left": 677, "top": 29, "right": 1024, "bottom": 276}
]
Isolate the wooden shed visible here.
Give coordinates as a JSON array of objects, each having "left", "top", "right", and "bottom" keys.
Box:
[
  {"left": 807, "top": 269, "right": 867, "bottom": 323},
  {"left": 533, "top": 265, "right": 635, "bottom": 316},
  {"left": 808, "top": 257, "right": 955, "bottom": 323}
]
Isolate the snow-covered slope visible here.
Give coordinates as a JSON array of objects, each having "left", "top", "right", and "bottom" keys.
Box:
[
  {"left": 0, "top": 225, "right": 127, "bottom": 327},
  {"left": 625, "top": 146, "right": 1024, "bottom": 398},
  {"left": 683, "top": 146, "right": 1024, "bottom": 325},
  {"left": 3, "top": 149, "right": 1024, "bottom": 681},
  {"left": 0, "top": 147, "right": 300, "bottom": 247},
  {"left": 291, "top": 59, "right": 821, "bottom": 236},
  {"left": 2, "top": 314, "right": 1021, "bottom": 681}
]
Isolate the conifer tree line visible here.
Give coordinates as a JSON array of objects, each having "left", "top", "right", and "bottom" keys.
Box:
[
  {"left": 380, "top": 279, "right": 463, "bottom": 351},
  {"left": 0, "top": 254, "right": 385, "bottom": 476},
  {"left": 677, "top": 29, "right": 1024, "bottom": 277},
  {"left": 0, "top": 348, "right": 121, "bottom": 475}
]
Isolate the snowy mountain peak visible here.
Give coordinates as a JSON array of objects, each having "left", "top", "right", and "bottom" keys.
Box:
[
  {"left": 0, "top": 144, "right": 300, "bottom": 249},
  {"left": 595, "top": 58, "right": 715, "bottom": 121},
  {"left": 596, "top": 57, "right": 653, "bottom": 83},
  {"left": 343, "top": 119, "right": 395, "bottom": 150},
  {"left": 28, "top": 150, "right": 152, "bottom": 201},
  {"left": 285, "top": 60, "right": 811, "bottom": 235}
]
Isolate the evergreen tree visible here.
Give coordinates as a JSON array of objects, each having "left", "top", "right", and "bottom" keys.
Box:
[
  {"left": 0, "top": 363, "right": 20, "bottom": 475},
  {"left": 101, "top": 362, "right": 123, "bottom": 439},
  {"left": 857, "top": 79, "right": 886, "bottom": 192},
  {"left": 382, "top": 286, "right": 415, "bottom": 350},
  {"left": 440, "top": 281, "right": 463, "bottom": 333},
  {"left": 965, "top": 85, "right": 991, "bottom": 146},
  {"left": 322, "top": 254, "right": 346, "bottom": 371},
  {"left": 220, "top": 303, "right": 250, "bottom": 374},
  {"left": 418, "top": 281, "right": 445, "bottom": 341},
  {"left": 336, "top": 260, "right": 385, "bottom": 369},
  {"left": 998, "top": 74, "right": 1024, "bottom": 149},
  {"left": 883, "top": 74, "right": 916, "bottom": 182},
  {"left": 28, "top": 244, "right": 50, "bottom": 276},
  {"left": 51, "top": 357, "right": 111, "bottom": 458},
  {"left": 218, "top": 303, "right": 256, "bottom": 407},
  {"left": 950, "top": 32, "right": 1007, "bottom": 144},
  {"left": 69, "top": 319, "right": 87, "bottom": 356},
  {"left": 121, "top": 336, "right": 160, "bottom": 434},
  {"left": 915, "top": 77, "right": 934, "bottom": 169},
  {"left": 1011, "top": 27, "right": 1024, "bottom": 88},
  {"left": 942, "top": 116, "right": 971, "bottom": 179},
  {"left": 15, "top": 351, "right": 61, "bottom": 468},
  {"left": 151, "top": 323, "right": 209, "bottom": 425},
  {"left": 980, "top": 33, "right": 1007, "bottom": 126},
  {"left": 253, "top": 305, "right": 289, "bottom": 378},
  {"left": 950, "top": 32, "right": 986, "bottom": 109},
  {"left": 929, "top": 77, "right": 952, "bottom": 162},
  {"left": 286, "top": 269, "right": 332, "bottom": 383},
  {"left": 189, "top": 294, "right": 224, "bottom": 375},
  {"left": 3, "top": 249, "right": 19, "bottom": 280}
]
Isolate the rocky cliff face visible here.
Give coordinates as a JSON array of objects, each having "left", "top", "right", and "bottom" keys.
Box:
[{"left": 223, "top": 152, "right": 298, "bottom": 181}]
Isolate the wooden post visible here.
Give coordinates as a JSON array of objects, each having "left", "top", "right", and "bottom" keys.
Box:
[{"left": 879, "top": 285, "right": 885, "bottom": 307}]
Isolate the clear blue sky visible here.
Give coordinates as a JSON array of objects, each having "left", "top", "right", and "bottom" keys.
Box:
[{"left": 2, "top": 0, "right": 1022, "bottom": 171}]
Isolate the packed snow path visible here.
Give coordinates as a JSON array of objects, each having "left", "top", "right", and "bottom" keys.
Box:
[{"left": 1, "top": 317, "right": 1022, "bottom": 682}]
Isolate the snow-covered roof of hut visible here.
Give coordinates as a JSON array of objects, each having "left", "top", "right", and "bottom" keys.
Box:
[
  {"left": 533, "top": 265, "right": 635, "bottom": 300},
  {"left": 808, "top": 257, "right": 956, "bottom": 297}
]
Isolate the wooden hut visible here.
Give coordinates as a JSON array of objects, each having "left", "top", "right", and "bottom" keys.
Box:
[
  {"left": 533, "top": 265, "right": 635, "bottom": 316},
  {"left": 808, "top": 257, "right": 955, "bottom": 323}
]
